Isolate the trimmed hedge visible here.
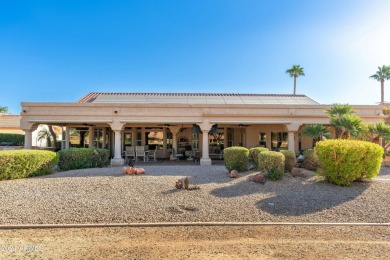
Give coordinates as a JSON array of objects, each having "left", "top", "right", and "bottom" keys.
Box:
[
  {"left": 303, "top": 149, "right": 320, "bottom": 171},
  {"left": 0, "top": 150, "right": 58, "bottom": 180},
  {"left": 0, "top": 133, "right": 24, "bottom": 146},
  {"left": 315, "top": 140, "right": 383, "bottom": 185},
  {"left": 249, "top": 147, "right": 269, "bottom": 168},
  {"left": 58, "top": 148, "right": 110, "bottom": 171},
  {"left": 258, "top": 151, "right": 285, "bottom": 180},
  {"left": 223, "top": 146, "right": 249, "bottom": 172},
  {"left": 280, "top": 150, "right": 296, "bottom": 172}
]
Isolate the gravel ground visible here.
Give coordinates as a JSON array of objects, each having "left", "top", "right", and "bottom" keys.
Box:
[{"left": 0, "top": 165, "right": 389, "bottom": 225}]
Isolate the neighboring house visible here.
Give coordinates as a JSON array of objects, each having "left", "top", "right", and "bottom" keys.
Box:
[
  {"left": 20, "top": 92, "right": 385, "bottom": 165},
  {"left": 0, "top": 114, "right": 24, "bottom": 135},
  {"left": 0, "top": 114, "right": 54, "bottom": 147}
]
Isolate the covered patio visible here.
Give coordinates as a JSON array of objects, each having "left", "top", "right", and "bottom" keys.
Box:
[{"left": 20, "top": 92, "right": 384, "bottom": 165}]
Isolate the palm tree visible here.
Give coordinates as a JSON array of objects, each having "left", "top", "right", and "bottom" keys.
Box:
[
  {"left": 301, "top": 124, "right": 330, "bottom": 146},
  {"left": 370, "top": 65, "right": 390, "bottom": 105},
  {"left": 365, "top": 122, "right": 390, "bottom": 148},
  {"left": 285, "top": 65, "right": 305, "bottom": 95},
  {"left": 0, "top": 106, "right": 8, "bottom": 113},
  {"left": 37, "top": 127, "right": 52, "bottom": 147},
  {"left": 336, "top": 115, "right": 363, "bottom": 139},
  {"left": 326, "top": 104, "right": 356, "bottom": 138}
]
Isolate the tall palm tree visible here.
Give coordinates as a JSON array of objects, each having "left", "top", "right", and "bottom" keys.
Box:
[
  {"left": 285, "top": 65, "right": 305, "bottom": 95},
  {"left": 301, "top": 124, "right": 330, "bottom": 146},
  {"left": 370, "top": 65, "right": 390, "bottom": 105}
]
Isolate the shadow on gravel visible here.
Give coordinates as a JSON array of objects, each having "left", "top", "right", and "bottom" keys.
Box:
[
  {"left": 210, "top": 171, "right": 371, "bottom": 216},
  {"left": 255, "top": 181, "right": 370, "bottom": 216}
]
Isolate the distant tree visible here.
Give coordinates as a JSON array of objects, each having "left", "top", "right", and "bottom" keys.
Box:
[
  {"left": 48, "top": 126, "right": 58, "bottom": 149},
  {"left": 285, "top": 65, "right": 305, "bottom": 95},
  {"left": 301, "top": 124, "right": 330, "bottom": 146},
  {"left": 0, "top": 106, "right": 8, "bottom": 113},
  {"left": 370, "top": 65, "right": 390, "bottom": 105}
]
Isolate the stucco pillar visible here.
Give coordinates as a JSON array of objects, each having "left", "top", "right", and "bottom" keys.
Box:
[
  {"left": 109, "top": 122, "right": 125, "bottom": 166},
  {"left": 286, "top": 123, "right": 301, "bottom": 153},
  {"left": 224, "top": 127, "right": 228, "bottom": 148},
  {"left": 89, "top": 126, "right": 94, "bottom": 148},
  {"left": 168, "top": 126, "right": 180, "bottom": 151},
  {"left": 22, "top": 124, "right": 38, "bottom": 149},
  {"left": 288, "top": 131, "right": 295, "bottom": 152},
  {"left": 131, "top": 128, "right": 136, "bottom": 146},
  {"left": 65, "top": 127, "right": 70, "bottom": 149},
  {"left": 24, "top": 131, "right": 33, "bottom": 149},
  {"left": 163, "top": 127, "right": 167, "bottom": 152},
  {"left": 141, "top": 127, "right": 145, "bottom": 146},
  {"left": 200, "top": 121, "right": 212, "bottom": 166}
]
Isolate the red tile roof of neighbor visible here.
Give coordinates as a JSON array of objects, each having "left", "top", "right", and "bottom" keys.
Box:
[
  {"left": 76, "top": 92, "right": 319, "bottom": 105},
  {"left": 0, "top": 115, "right": 21, "bottom": 129}
]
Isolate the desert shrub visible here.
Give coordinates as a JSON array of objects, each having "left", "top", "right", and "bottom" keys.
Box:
[
  {"left": 315, "top": 140, "right": 383, "bottom": 185},
  {"left": 280, "top": 150, "right": 296, "bottom": 172},
  {"left": 0, "top": 150, "right": 58, "bottom": 180},
  {"left": 249, "top": 147, "right": 269, "bottom": 167},
  {"left": 223, "top": 146, "right": 249, "bottom": 172},
  {"left": 258, "top": 151, "right": 285, "bottom": 180},
  {"left": 58, "top": 148, "right": 110, "bottom": 171},
  {"left": 303, "top": 149, "right": 320, "bottom": 171},
  {"left": 0, "top": 133, "right": 24, "bottom": 146}
]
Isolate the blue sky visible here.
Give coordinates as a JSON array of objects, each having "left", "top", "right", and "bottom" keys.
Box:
[{"left": 1, "top": 0, "right": 390, "bottom": 114}]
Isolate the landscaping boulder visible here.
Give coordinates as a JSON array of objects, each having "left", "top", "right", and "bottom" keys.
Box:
[
  {"left": 122, "top": 167, "right": 145, "bottom": 175},
  {"left": 252, "top": 173, "right": 266, "bottom": 184},
  {"left": 229, "top": 170, "right": 238, "bottom": 178},
  {"left": 291, "top": 167, "right": 305, "bottom": 177}
]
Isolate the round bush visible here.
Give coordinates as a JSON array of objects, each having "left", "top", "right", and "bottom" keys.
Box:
[
  {"left": 315, "top": 140, "right": 383, "bottom": 185},
  {"left": 303, "top": 149, "right": 320, "bottom": 171},
  {"left": 58, "top": 148, "right": 110, "bottom": 171},
  {"left": 249, "top": 147, "right": 269, "bottom": 168},
  {"left": 258, "top": 151, "right": 285, "bottom": 180},
  {"left": 223, "top": 146, "right": 249, "bottom": 172},
  {"left": 0, "top": 150, "right": 58, "bottom": 180},
  {"left": 280, "top": 150, "right": 296, "bottom": 172}
]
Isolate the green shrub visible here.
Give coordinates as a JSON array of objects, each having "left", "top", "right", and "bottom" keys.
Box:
[
  {"left": 249, "top": 147, "right": 269, "bottom": 167},
  {"left": 0, "top": 150, "right": 58, "bottom": 180},
  {"left": 280, "top": 150, "right": 296, "bottom": 172},
  {"left": 0, "top": 133, "right": 24, "bottom": 146},
  {"left": 58, "top": 148, "right": 110, "bottom": 171},
  {"left": 315, "top": 140, "right": 383, "bottom": 185},
  {"left": 303, "top": 149, "right": 320, "bottom": 171},
  {"left": 258, "top": 151, "right": 285, "bottom": 180},
  {"left": 223, "top": 146, "right": 249, "bottom": 172}
]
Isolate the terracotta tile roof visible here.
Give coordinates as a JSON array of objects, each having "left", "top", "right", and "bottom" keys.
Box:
[
  {"left": 76, "top": 92, "right": 319, "bottom": 105},
  {"left": 0, "top": 115, "right": 21, "bottom": 129}
]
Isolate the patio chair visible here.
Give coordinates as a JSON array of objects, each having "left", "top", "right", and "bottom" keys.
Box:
[
  {"left": 148, "top": 146, "right": 158, "bottom": 161},
  {"left": 124, "top": 146, "right": 136, "bottom": 162},
  {"left": 135, "top": 146, "right": 149, "bottom": 162}
]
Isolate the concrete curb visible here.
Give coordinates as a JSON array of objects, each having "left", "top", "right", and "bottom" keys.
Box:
[{"left": 0, "top": 222, "right": 389, "bottom": 230}]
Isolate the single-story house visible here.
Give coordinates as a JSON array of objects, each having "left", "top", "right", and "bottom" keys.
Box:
[{"left": 20, "top": 92, "right": 385, "bottom": 165}]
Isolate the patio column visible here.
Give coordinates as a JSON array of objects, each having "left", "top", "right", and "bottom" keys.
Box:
[
  {"left": 24, "top": 131, "right": 33, "bottom": 149},
  {"left": 168, "top": 126, "right": 181, "bottom": 158},
  {"left": 22, "top": 123, "right": 38, "bottom": 149},
  {"left": 288, "top": 131, "right": 295, "bottom": 152},
  {"left": 89, "top": 126, "right": 94, "bottom": 148},
  {"left": 200, "top": 121, "right": 212, "bottom": 166},
  {"left": 109, "top": 122, "right": 125, "bottom": 166},
  {"left": 141, "top": 127, "right": 145, "bottom": 146},
  {"left": 102, "top": 127, "right": 107, "bottom": 149},
  {"left": 286, "top": 123, "right": 301, "bottom": 153},
  {"left": 65, "top": 127, "right": 70, "bottom": 149},
  {"left": 163, "top": 127, "right": 167, "bottom": 154}
]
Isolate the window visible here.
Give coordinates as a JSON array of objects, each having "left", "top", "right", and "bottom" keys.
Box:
[
  {"left": 192, "top": 133, "right": 199, "bottom": 149},
  {"left": 259, "top": 132, "right": 266, "bottom": 147},
  {"left": 136, "top": 132, "right": 142, "bottom": 146},
  {"left": 271, "top": 132, "right": 288, "bottom": 150}
]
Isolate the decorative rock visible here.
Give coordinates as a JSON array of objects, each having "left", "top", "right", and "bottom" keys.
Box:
[
  {"left": 291, "top": 167, "right": 305, "bottom": 177},
  {"left": 252, "top": 173, "right": 266, "bottom": 184},
  {"left": 230, "top": 170, "right": 238, "bottom": 178},
  {"left": 122, "top": 167, "right": 145, "bottom": 175}
]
